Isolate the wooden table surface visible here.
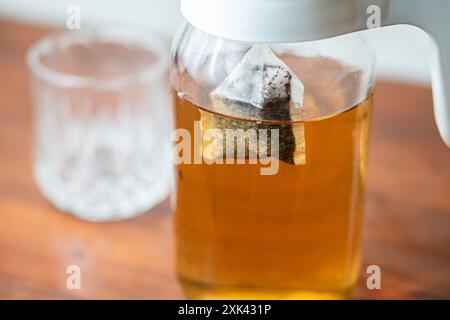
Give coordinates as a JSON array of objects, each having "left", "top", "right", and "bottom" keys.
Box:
[{"left": 0, "top": 20, "right": 449, "bottom": 300}]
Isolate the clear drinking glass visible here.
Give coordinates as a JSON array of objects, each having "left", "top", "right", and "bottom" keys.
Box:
[{"left": 27, "top": 28, "right": 171, "bottom": 221}]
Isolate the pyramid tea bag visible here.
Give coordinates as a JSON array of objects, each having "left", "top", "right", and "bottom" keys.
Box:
[
  {"left": 201, "top": 45, "right": 306, "bottom": 165},
  {"left": 212, "top": 45, "right": 304, "bottom": 110}
]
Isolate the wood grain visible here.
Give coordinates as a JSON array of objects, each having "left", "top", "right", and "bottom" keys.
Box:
[{"left": 0, "top": 20, "right": 449, "bottom": 299}]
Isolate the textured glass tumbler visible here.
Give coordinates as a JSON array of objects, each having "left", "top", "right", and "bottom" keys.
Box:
[{"left": 27, "top": 28, "right": 170, "bottom": 221}]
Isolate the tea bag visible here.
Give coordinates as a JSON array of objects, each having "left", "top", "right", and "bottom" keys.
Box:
[
  {"left": 212, "top": 45, "right": 304, "bottom": 110},
  {"left": 201, "top": 45, "right": 306, "bottom": 165}
]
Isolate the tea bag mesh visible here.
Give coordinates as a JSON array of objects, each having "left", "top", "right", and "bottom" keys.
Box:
[{"left": 201, "top": 45, "right": 306, "bottom": 165}]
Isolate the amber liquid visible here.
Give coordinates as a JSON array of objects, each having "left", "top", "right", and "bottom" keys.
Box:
[{"left": 173, "top": 55, "right": 373, "bottom": 299}]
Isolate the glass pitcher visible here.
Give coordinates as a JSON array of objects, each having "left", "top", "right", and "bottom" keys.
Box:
[{"left": 170, "top": 0, "right": 449, "bottom": 299}]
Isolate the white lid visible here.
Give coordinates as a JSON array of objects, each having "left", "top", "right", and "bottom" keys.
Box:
[{"left": 180, "top": 0, "right": 363, "bottom": 43}]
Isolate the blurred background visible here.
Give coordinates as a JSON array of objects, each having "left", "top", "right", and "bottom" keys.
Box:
[
  {"left": 0, "top": 0, "right": 449, "bottom": 300},
  {"left": 0, "top": 0, "right": 432, "bottom": 85}
]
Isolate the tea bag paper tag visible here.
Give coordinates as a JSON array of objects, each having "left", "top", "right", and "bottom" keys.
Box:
[{"left": 211, "top": 45, "right": 304, "bottom": 109}]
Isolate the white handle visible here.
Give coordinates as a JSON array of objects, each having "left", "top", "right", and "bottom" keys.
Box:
[{"left": 376, "top": 0, "right": 450, "bottom": 146}]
